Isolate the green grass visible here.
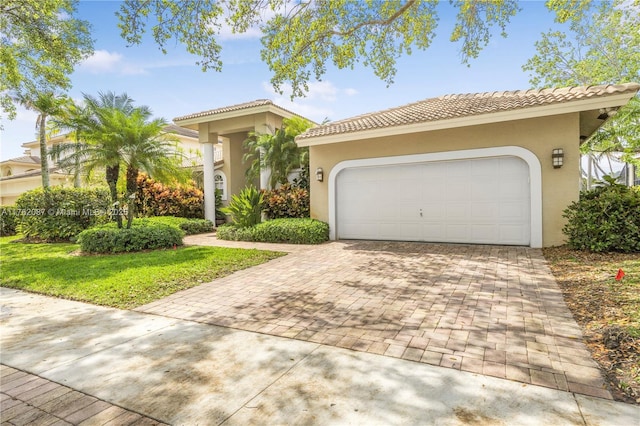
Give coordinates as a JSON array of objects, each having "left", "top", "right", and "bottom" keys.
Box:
[{"left": 0, "top": 235, "right": 284, "bottom": 309}]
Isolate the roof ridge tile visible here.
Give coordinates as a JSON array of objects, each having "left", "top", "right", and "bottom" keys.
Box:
[{"left": 297, "top": 82, "right": 639, "bottom": 140}]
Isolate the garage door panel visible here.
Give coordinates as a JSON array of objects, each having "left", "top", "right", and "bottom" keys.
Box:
[
  {"left": 446, "top": 203, "right": 470, "bottom": 220},
  {"left": 445, "top": 224, "right": 471, "bottom": 242},
  {"left": 471, "top": 224, "right": 499, "bottom": 242},
  {"left": 499, "top": 225, "right": 528, "bottom": 244},
  {"left": 499, "top": 203, "right": 528, "bottom": 220},
  {"left": 336, "top": 156, "right": 530, "bottom": 245},
  {"left": 422, "top": 223, "right": 446, "bottom": 240},
  {"left": 471, "top": 203, "right": 499, "bottom": 219}
]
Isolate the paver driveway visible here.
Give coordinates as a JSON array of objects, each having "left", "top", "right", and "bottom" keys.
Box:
[{"left": 137, "top": 238, "right": 610, "bottom": 399}]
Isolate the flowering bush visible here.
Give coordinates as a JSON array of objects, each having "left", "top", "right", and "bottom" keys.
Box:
[
  {"left": 262, "top": 184, "right": 309, "bottom": 219},
  {"left": 135, "top": 174, "right": 203, "bottom": 218}
]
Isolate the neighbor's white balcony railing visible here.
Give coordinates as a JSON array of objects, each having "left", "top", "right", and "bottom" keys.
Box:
[{"left": 214, "top": 148, "right": 223, "bottom": 162}]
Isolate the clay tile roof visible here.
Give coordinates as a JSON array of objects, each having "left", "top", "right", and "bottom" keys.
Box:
[
  {"left": 174, "top": 99, "right": 300, "bottom": 122},
  {"left": 163, "top": 124, "right": 198, "bottom": 138},
  {"left": 0, "top": 156, "right": 41, "bottom": 165},
  {"left": 297, "top": 83, "right": 640, "bottom": 140}
]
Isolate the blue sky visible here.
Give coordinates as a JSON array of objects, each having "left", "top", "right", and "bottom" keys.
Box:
[{"left": 0, "top": 0, "right": 562, "bottom": 161}]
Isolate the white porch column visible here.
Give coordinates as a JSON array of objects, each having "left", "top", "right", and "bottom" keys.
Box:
[
  {"left": 259, "top": 147, "right": 270, "bottom": 190},
  {"left": 201, "top": 130, "right": 218, "bottom": 223}
]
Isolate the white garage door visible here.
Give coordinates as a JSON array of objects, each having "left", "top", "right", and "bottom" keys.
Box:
[{"left": 336, "top": 156, "right": 530, "bottom": 245}]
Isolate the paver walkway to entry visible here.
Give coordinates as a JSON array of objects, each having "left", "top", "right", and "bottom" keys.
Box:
[{"left": 137, "top": 237, "right": 610, "bottom": 399}]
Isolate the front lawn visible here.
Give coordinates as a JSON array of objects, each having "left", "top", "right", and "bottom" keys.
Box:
[
  {"left": 544, "top": 246, "right": 640, "bottom": 404},
  {"left": 0, "top": 236, "right": 284, "bottom": 309}
]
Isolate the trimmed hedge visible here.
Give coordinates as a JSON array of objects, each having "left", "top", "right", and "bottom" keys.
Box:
[
  {"left": 95, "top": 216, "right": 213, "bottom": 236},
  {"left": 563, "top": 182, "right": 640, "bottom": 253},
  {"left": 135, "top": 216, "right": 213, "bottom": 235},
  {"left": 217, "top": 218, "right": 329, "bottom": 244},
  {"left": 15, "top": 187, "right": 111, "bottom": 241},
  {"left": 1, "top": 206, "right": 18, "bottom": 236},
  {"left": 77, "top": 223, "right": 184, "bottom": 253}
]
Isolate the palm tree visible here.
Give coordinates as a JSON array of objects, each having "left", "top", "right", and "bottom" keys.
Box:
[
  {"left": 243, "top": 116, "right": 314, "bottom": 188},
  {"left": 50, "top": 98, "right": 92, "bottom": 187},
  {"left": 114, "top": 108, "right": 184, "bottom": 227},
  {"left": 16, "top": 91, "right": 66, "bottom": 188},
  {"left": 53, "top": 91, "right": 185, "bottom": 228}
]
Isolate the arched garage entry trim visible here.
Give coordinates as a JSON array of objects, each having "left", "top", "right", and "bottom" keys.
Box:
[{"left": 328, "top": 146, "right": 543, "bottom": 248}]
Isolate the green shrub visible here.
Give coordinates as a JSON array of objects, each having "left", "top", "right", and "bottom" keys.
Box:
[
  {"left": 221, "top": 185, "right": 264, "bottom": 228},
  {"left": 563, "top": 181, "right": 640, "bottom": 253},
  {"left": 216, "top": 224, "right": 256, "bottom": 241},
  {"left": 1, "top": 206, "right": 18, "bottom": 236},
  {"left": 263, "top": 184, "right": 310, "bottom": 219},
  {"left": 15, "top": 187, "right": 111, "bottom": 241},
  {"left": 135, "top": 173, "right": 204, "bottom": 218},
  {"left": 217, "top": 218, "right": 329, "bottom": 244},
  {"left": 77, "top": 223, "right": 184, "bottom": 253},
  {"left": 176, "top": 218, "right": 214, "bottom": 235},
  {"left": 97, "top": 216, "right": 213, "bottom": 235},
  {"left": 253, "top": 218, "right": 329, "bottom": 244}
]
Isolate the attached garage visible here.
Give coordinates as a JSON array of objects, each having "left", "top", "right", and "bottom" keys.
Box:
[
  {"left": 297, "top": 83, "right": 639, "bottom": 248},
  {"left": 336, "top": 156, "right": 530, "bottom": 245}
]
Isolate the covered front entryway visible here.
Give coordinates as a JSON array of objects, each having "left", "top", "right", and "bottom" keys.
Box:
[{"left": 335, "top": 156, "right": 530, "bottom": 245}]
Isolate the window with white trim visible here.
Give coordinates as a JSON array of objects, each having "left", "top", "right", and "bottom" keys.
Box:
[{"left": 214, "top": 171, "right": 227, "bottom": 200}]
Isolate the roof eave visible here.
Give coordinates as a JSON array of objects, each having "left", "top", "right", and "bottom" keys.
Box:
[
  {"left": 296, "top": 91, "right": 638, "bottom": 147},
  {"left": 174, "top": 104, "right": 304, "bottom": 127}
]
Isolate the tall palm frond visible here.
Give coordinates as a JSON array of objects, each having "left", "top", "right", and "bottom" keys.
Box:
[{"left": 15, "top": 91, "right": 67, "bottom": 188}]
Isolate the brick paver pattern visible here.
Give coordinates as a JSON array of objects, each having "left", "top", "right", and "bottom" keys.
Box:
[
  {"left": 0, "top": 365, "right": 166, "bottom": 426},
  {"left": 137, "top": 238, "right": 611, "bottom": 400}
]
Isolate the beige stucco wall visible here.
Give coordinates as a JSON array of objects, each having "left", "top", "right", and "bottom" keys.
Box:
[
  {"left": 1, "top": 175, "right": 73, "bottom": 205},
  {"left": 222, "top": 132, "right": 256, "bottom": 199},
  {"left": 308, "top": 113, "right": 580, "bottom": 247}
]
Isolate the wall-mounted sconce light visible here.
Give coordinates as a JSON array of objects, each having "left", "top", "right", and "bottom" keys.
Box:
[
  {"left": 552, "top": 148, "right": 564, "bottom": 169},
  {"left": 315, "top": 167, "right": 324, "bottom": 182}
]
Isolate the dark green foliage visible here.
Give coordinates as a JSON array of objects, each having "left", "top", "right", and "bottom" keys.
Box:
[
  {"left": 135, "top": 174, "right": 204, "bottom": 219},
  {"left": 216, "top": 224, "right": 256, "bottom": 242},
  {"left": 563, "top": 182, "right": 640, "bottom": 253},
  {"left": 215, "top": 188, "right": 225, "bottom": 221},
  {"left": 77, "top": 223, "right": 184, "bottom": 253},
  {"left": 217, "top": 218, "right": 329, "bottom": 244},
  {"left": 15, "top": 187, "right": 111, "bottom": 241},
  {"left": 178, "top": 218, "right": 214, "bottom": 235},
  {"left": 221, "top": 186, "right": 264, "bottom": 228},
  {"left": 98, "top": 216, "right": 213, "bottom": 235},
  {"left": 262, "top": 184, "right": 310, "bottom": 219},
  {"left": 1, "top": 206, "right": 19, "bottom": 236}
]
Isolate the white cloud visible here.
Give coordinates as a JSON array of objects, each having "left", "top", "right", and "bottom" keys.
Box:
[
  {"left": 263, "top": 81, "right": 340, "bottom": 102},
  {"left": 14, "top": 106, "right": 38, "bottom": 125},
  {"left": 262, "top": 81, "right": 358, "bottom": 122},
  {"left": 344, "top": 88, "right": 358, "bottom": 96},
  {"left": 218, "top": 25, "right": 263, "bottom": 40},
  {"left": 79, "top": 50, "right": 146, "bottom": 75}
]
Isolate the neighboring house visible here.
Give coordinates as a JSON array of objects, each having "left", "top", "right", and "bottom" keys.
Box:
[
  {"left": 173, "top": 99, "right": 314, "bottom": 219},
  {"left": 617, "top": 162, "right": 639, "bottom": 187},
  {"left": 0, "top": 156, "right": 71, "bottom": 205},
  {"left": 0, "top": 126, "right": 201, "bottom": 205},
  {"left": 295, "top": 83, "right": 639, "bottom": 248}
]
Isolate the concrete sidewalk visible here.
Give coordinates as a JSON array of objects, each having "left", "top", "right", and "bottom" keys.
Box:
[{"left": 1, "top": 288, "right": 638, "bottom": 425}]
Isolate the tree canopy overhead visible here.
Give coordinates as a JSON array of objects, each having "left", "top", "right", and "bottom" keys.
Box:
[
  {"left": 117, "top": 0, "right": 520, "bottom": 98},
  {"left": 523, "top": 0, "right": 640, "bottom": 175},
  {"left": 0, "top": 0, "right": 94, "bottom": 121},
  {"left": 523, "top": 0, "right": 640, "bottom": 87}
]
